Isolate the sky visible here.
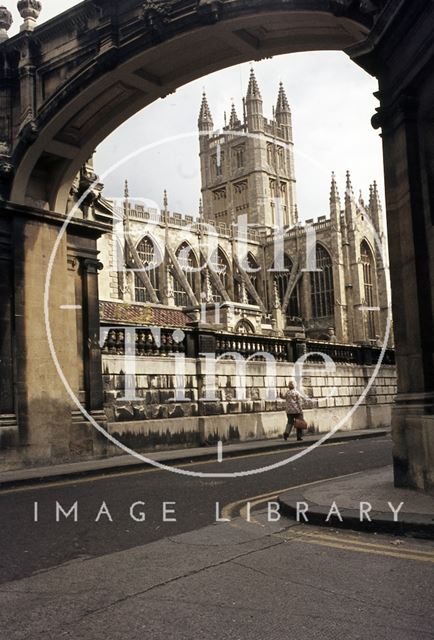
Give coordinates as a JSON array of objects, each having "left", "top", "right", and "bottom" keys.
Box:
[{"left": 6, "top": 1, "right": 385, "bottom": 221}]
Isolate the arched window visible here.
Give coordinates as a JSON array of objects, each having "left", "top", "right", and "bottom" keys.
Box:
[
  {"left": 361, "top": 240, "right": 377, "bottom": 339},
  {"left": 235, "top": 319, "right": 255, "bottom": 335},
  {"left": 207, "top": 247, "right": 230, "bottom": 302},
  {"left": 236, "top": 253, "right": 260, "bottom": 305},
  {"left": 273, "top": 255, "right": 300, "bottom": 319},
  {"left": 311, "top": 245, "right": 334, "bottom": 318},
  {"left": 135, "top": 237, "right": 160, "bottom": 303},
  {"left": 173, "top": 242, "right": 198, "bottom": 307}
]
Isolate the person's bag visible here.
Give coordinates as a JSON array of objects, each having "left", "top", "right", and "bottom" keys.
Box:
[{"left": 294, "top": 417, "right": 308, "bottom": 430}]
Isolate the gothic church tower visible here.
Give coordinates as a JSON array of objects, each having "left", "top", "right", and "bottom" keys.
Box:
[{"left": 198, "top": 69, "right": 297, "bottom": 229}]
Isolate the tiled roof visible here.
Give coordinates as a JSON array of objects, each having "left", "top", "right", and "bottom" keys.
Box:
[{"left": 99, "top": 301, "right": 190, "bottom": 327}]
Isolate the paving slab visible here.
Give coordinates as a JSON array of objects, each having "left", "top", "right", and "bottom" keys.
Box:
[{"left": 0, "top": 515, "right": 433, "bottom": 640}]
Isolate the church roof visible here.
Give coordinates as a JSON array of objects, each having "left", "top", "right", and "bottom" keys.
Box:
[{"left": 100, "top": 301, "right": 190, "bottom": 327}]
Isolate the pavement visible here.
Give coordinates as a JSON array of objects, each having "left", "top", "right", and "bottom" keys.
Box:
[
  {"left": 279, "top": 466, "right": 434, "bottom": 539},
  {"left": 1, "top": 432, "right": 433, "bottom": 639},
  {"left": 1, "top": 511, "right": 433, "bottom": 640},
  {"left": 0, "top": 427, "right": 389, "bottom": 488}
]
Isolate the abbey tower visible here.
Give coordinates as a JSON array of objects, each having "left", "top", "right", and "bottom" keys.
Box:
[{"left": 198, "top": 69, "right": 297, "bottom": 229}]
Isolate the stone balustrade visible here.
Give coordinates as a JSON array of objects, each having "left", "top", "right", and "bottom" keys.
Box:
[{"left": 100, "top": 325, "right": 395, "bottom": 366}]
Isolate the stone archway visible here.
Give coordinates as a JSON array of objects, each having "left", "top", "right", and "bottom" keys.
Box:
[
  {"left": 2, "top": 0, "right": 377, "bottom": 211},
  {"left": 1, "top": 0, "right": 433, "bottom": 492}
]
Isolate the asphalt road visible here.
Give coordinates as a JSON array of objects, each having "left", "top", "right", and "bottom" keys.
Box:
[{"left": 0, "top": 435, "right": 392, "bottom": 584}]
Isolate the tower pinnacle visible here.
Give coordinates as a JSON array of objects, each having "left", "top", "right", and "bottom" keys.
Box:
[
  {"left": 198, "top": 91, "right": 214, "bottom": 131},
  {"left": 330, "top": 172, "right": 341, "bottom": 225},
  {"left": 228, "top": 102, "right": 241, "bottom": 129},
  {"left": 369, "top": 180, "right": 384, "bottom": 232},
  {"left": 330, "top": 172, "right": 340, "bottom": 203},
  {"left": 276, "top": 82, "right": 290, "bottom": 114},
  {"left": 246, "top": 68, "right": 263, "bottom": 132},
  {"left": 345, "top": 170, "right": 354, "bottom": 202},
  {"left": 246, "top": 67, "right": 262, "bottom": 100}
]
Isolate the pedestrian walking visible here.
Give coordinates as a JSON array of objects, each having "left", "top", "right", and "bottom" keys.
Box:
[{"left": 284, "top": 381, "right": 307, "bottom": 442}]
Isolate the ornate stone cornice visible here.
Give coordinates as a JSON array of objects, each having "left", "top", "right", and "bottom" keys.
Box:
[
  {"left": 142, "top": 0, "right": 174, "bottom": 40},
  {"left": 197, "top": 0, "right": 224, "bottom": 24},
  {"left": 371, "top": 94, "right": 419, "bottom": 132}
]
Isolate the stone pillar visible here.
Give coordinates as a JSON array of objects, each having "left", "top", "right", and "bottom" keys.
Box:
[
  {"left": 377, "top": 95, "right": 434, "bottom": 492},
  {"left": 349, "top": 0, "right": 434, "bottom": 494},
  {"left": 11, "top": 209, "right": 77, "bottom": 464},
  {"left": 81, "top": 258, "right": 105, "bottom": 414},
  {"left": 0, "top": 216, "right": 16, "bottom": 430}
]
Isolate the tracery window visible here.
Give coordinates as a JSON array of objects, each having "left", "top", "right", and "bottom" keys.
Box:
[
  {"left": 207, "top": 247, "right": 230, "bottom": 303},
  {"left": 361, "top": 240, "right": 377, "bottom": 339},
  {"left": 273, "top": 254, "right": 300, "bottom": 318},
  {"left": 237, "top": 253, "right": 260, "bottom": 305},
  {"left": 134, "top": 236, "right": 160, "bottom": 303},
  {"left": 234, "top": 145, "right": 245, "bottom": 169},
  {"left": 212, "top": 150, "right": 225, "bottom": 177},
  {"left": 310, "top": 245, "right": 334, "bottom": 318},
  {"left": 173, "top": 242, "right": 198, "bottom": 307}
]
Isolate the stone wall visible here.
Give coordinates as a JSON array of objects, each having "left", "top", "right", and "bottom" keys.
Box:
[{"left": 102, "top": 353, "right": 397, "bottom": 454}]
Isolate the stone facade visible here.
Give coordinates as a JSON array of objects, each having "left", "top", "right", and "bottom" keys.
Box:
[
  {"left": 96, "top": 71, "right": 391, "bottom": 348},
  {"left": 1, "top": 0, "right": 431, "bottom": 491}
]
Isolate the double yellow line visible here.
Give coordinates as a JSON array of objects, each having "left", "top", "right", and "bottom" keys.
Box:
[
  {"left": 221, "top": 478, "right": 434, "bottom": 564},
  {"left": 221, "top": 472, "right": 363, "bottom": 521},
  {"left": 281, "top": 530, "right": 434, "bottom": 564}
]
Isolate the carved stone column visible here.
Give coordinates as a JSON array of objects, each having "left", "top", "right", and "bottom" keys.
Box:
[
  {"left": 350, "top": 0, "right": 434, "bottom": 493},
  {"left": 0, "top": 216, "right": 16, "bottom": 430},
  {"left": 376, "top": 95, "right": 434, "bottom": 491},
  {"left": 81, "top": 257, "right": 105, "bottom": 414}
]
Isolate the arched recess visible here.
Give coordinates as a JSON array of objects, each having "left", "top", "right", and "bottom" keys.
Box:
[
  {"left": 273, "top": 254, "right": 300, "bottom": 319},
  {"left": 360, "top": 239, "right": 378, "bottom": 340},
  {"left": 310, "top": 244, "right": 335, "bottom": 319},
  {"left": 172, "top": 241, "right": 200, "bottom": 307},
  {"left": 134, "top": 236, "right": 162, "bottom": 303},
  {"left": 7, "top": 0, "right": 374, "bottom": 211}
]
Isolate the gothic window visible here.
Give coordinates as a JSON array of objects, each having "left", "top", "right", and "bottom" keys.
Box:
[
  {"left": 234, "top": 145, "right": 245, "bottom": 169},
  {"left": 135, "top": 236, "right": 160, "bottom": 303},
  {"left": 212, "top": 150, "right": 225, "bottom": 178},
  {"left": 310, "top": 244, "right": 334, "bottom": 318},
  {"left": 270, "top": 179, "right": 287, "bottom": 225},
  {"left": 361, "top": 240, "right": 377, "bottom": 339},
  {"left": 267, "top": 142, "right": 274, "bottom": 167},
  {"left": 277, "top": 146, "right": 286, "bottom": 172},
  {"left": 233, "top": 180, "right": 248, "bottom": 213},
  {"left": 237, "top": 253, "right": 260, "bottom": 305},
  {"left": 267, "top": 143, "right": 285, "bottom": 172},
  {"left": 207, "top": 247, "right": 230, "bottom": 303},
  {"left": 173, "top": 242, "right": 198, "bottom": 307},
  {"left": 273, "top": 255, "right": 300, "bottom": 319},
  {"left": 212, "top": 187, "right": 227, "bottom": 219}
]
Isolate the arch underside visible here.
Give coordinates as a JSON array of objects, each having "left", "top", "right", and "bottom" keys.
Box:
[{"left": 10, "top": 6, "right": 370, "bottom": 212}]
